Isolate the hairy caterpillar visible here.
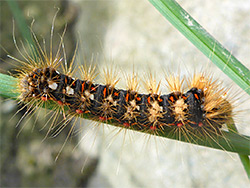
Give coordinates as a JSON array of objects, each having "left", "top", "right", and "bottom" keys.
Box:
[
  {"left": 18, "top": 62, "right": 232, "bottom": 137},
  {"left": 0, "top": 0, "right": 249, "bottom": 187}
]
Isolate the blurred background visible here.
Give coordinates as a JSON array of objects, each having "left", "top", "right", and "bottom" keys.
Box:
[{"left": 0, "top": 0, "right": 250, "bottom": 187}]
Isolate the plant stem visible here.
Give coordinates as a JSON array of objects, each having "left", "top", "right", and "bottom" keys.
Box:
[
  {"left": 227, "top": 119, "right": 250, "bottom": 180},
  {"left": 1, "top": 72, "right": 249, "bottom": 155}
]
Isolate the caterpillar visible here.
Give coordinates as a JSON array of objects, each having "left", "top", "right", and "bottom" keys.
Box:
[
  {"left": 1, "top": 1, "right": 249, "bottom": 187},
  {"left": 18, "top": 63, "right": 232, "bottom": 137}
]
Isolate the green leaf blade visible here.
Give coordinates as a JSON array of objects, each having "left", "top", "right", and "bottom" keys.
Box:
[{"left": 149, "top": 0, "right": 250, "bottom": 95}]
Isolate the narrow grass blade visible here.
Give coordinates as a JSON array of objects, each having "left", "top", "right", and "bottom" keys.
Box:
[
  {"left": 228, "top": 120, "right": 250, "bottom": 180},
  {"left": 0, "top": 73, "right": 19, "bottom": 99},
  {"left": 6, "top": 0, "right": 34, "bottom": 46},
  {"left": 0, "top": 72, "right": 249, "bottom": 155},
  {"left": 149, "top": 0, "right": 250, "bottom": 95}
]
